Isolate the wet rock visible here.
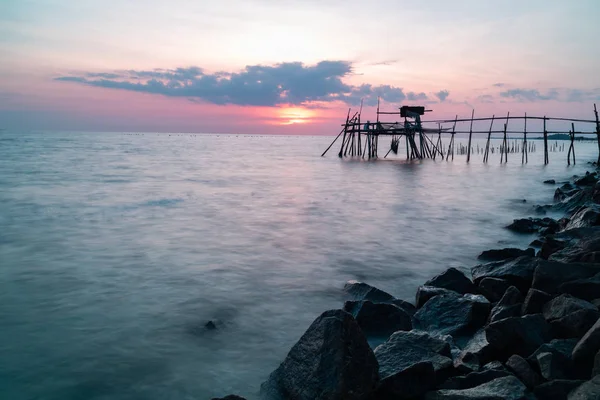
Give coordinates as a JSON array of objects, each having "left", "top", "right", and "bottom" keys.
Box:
[
  {"left": 477, "top": 248, "right": 535, "bottom": 262},
  {"left": 564, "top": 205, "right": 600, "bottom": 230},
  {"left": 537, "top": 351, "right": 566, "bottom": 380},
  {"left": 343, "top": 300, "right": 412, "bottom": 338},
  {"left": 453, "top": 351, "right": 480, "bottom": 374},
  {"left": 567, "top": 375, "right": 600, "bottom": 399},
  {"left": 344, "top": 281, "right": 395, "bottom": 303},
  {"left": 550, "top": 309, "right": 600, "bottom": 339},
  {"left": 416, "top": 286, "right": 457, "bottom": 308},
  {"left": 543, "top": 294, "right": 598, "bottom": 320},
  {"left": 374, "top": 361, "right": 436, "bottom": 400},
  {"left": 424, "top": 267, "right": 477, "bottom": 295},
  {"left": 260, "top": 309, "right": 378, "bottom": 400},
  {"left": 211, "top": 396, "right": 247, "bottom": 400},
  {"left": 424, "top": 376, "right": 529, "bottom": 400},
  {"left": 540, "top": 237, "right": 567, "bottom": 260},
  {"left": 478, "top": 277, "right": 511, "bottom": 303},
  {"left": 534, "top": 380, "right": 585, "bottom": 400},
  {"left": 506, "top": 217, "right": 559, "bottom": 234},
  {"left": 457, "top": 329, "right": 494, "bottom": 370},
  {"left": 522, "top": 288, "right": 552, "bottom": 315},
  {"left": 554, "top": 184, "right": 577, "bottom": 202},
  {"left": 506, "top": 354, "right": 542, "bottom": 389},
  {"left": 485, "top": 314, "right": 552, "bottom": 361},
  {"left": 575, "top": 172, "right": 598, "bottom": 186},
  {"left": 572, "top": 318, "right": 600, "bottom": 366},
  {"left": 594, "top": 351, "right": 600, "bottom": 376},
  {"left": 593, "top": 182, "right": 600, "bottom": 204},
  {"left": 374, "top": 330, "right": 453, "bottom": 385},
  {"left": 489, "top": 286, "right": 523, "bottom": 323},
  {"left": 391, "top": 299, "right": 417, "bottom": 316},
  {"left": 545, "top": 179, "right": 557, "bottom": 184},
  {"left": 559, "top": 272, "right": 600, "bottom": 301},
  {"left": 472, "top": 256, "right": 538, "bottom": 294},
  {"left": 531, "top": 259, "right": 600, "bottom": 294},
  {"left": 482, "top": 361, "right": 507, "bottom": 371},
  {"left": 554, "top": 187, "right": 594, "bottom": 214},
  {"left": 530, "top": 238, "right": 545, "bottom": 247},
  {"left": 205, "top": 320, "right": 217, "bottom": 330},
  {"left": 414, "top": 293, "right": 490, "bottom": 336},
  {"left": 438, "top": 369, "right": 511, "bottom": 390},
  {"left": 527, "top": 339, "right": 579, "bottom": 378}
]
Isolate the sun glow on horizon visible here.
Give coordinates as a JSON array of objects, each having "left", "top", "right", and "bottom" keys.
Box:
[{"left": 276, "top": 106, "right": 317, "bottom": 125}]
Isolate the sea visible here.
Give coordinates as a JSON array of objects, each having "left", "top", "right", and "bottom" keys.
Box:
[{"left": 0, "top": 131, "right": 597, "bottom": 400}]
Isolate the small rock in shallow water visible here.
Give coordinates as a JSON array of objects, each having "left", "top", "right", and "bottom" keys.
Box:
[
  {"left": 477, "top": 247, "right": 535, "bottom": 262},
  {"left": 544, "top": 179, "right": 556, "bottom": 184},
  {"left": 423, "top": 267, "right": 477, "bottom": 295},
  {"left": 343, "top": 280, "right": 395, "bottom": 303},
  {"left": 205, "top": 320, "right": 217, "bottom": 330}
]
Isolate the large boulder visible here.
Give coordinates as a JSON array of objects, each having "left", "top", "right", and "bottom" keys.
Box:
[
  {"left": 478, "top": 277, "right": 511, "bottom": 303},
  {"left": 572, "top": 318, "right": 600, "bottom": 366},
  {"left": 536, "top": 351, "right": 566, "bottom": 381},
  {"left": 424, "top": 376, "right": 529, "bottom": 400},
  {"left": 574, "top": 172, "right": 598, "bottom": 186},
  {"left": 527, "top": 339, "right": 580, "bottom": 380},
  {"left": 344, "top": 281, "right": 395, "bottom": 303},
  {"left": 534, "top": 380, "right": 585, "bottom": 400},
  {"left": 522, "top": 288, "right": 552, "bottom": 315},
  {"left": 485, "top": 314, "right": 552, "bottom": 361},
  {"left": 540, "top": 237, "right": 567, "bottom": 260},
  {"left": 456, "top": 329, "right": 494, "bottom": 371},
  {"left": 472, "top": 256, "right": 538, "bottom": 294},
  {"left": 531, "top": 260, "right": 600, "bottom": 294},
  {"left": 564, "top": 206, "right": 600, "bottom": 230},
  {"left": 438, "top": 369, "right": 511, "bottom": 390},
  {"left": 506, "top": 217, "right": 559, "bottom": 234},
  {"left": 424, "top": 267, "right": 477, "bottom": 295},
  {"left": 260, "top": 310, "right": 378, "bottom": 400},
  {"left": 549, "top": 233, "right": 600, "bottom": 263},
  {"left": 374, "top": 361, "right": 436, "bottom": 400},
  {"left": 414, "top": 293, "right": 490, "bottom": 337},
  {"left": 559, "top": 272, "right": 600, "bottom": 301},
  {"left": 374, "top": 330, "right": 453, "bottom": 384},
  {"left": 478, "top": 248, "right": 535, "bottom": 262},
  {"left": 505, "top": 354, "right": 542, "bottom": 389},
  {"left": 568, "top": 375, "right": 600, "bottom": 399},
  {"left": 542, "top": 294, "right": 598, "bottom": 321},
  {"left": 415, "top": 286, "right": 457, "bottom": 308},
  {"left": 489, "top": 286, "right": 523, "bottom": 323},
  {"left": 343, "top": 300, "right": 412, "bottom": 338},
  {"left": 550, "top": 309, "right": 600, "bottom": 339}
]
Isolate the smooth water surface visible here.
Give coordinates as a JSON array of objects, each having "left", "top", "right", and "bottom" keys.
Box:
[{"left": 0, "top": 131, "right": 596, "bottom": 399}]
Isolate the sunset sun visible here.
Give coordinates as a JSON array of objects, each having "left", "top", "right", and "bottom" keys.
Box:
[{"left": 278, "top": 107, "right": 316, "bottom": 125}]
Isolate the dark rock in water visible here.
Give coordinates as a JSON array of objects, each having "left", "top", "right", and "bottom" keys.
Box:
[
  {"left": 343, "top": 300, "right": 412, "bottom": 338},
  {"left": 374, "top": 330, "right": 453, "bottom": 383},
  {"left": 260, "top": 309, "right": 378, "bottom": 400},
  {"left": 554, "top": 183, "right": 577, "bottom": 201},
  {"left": 414, "top": 293, "right": 490, "bottom": 336},
  {"left": 489, "top": 286, "right": 523, "bottom": 323},
  {"left": 572, "top": 318, "right": 600, "bottom": 366},
  {"left": 506, "top": 217, "right": 559, "bottom": 234},
  {"left": 485, "top": 314, "right": 552, "bottom": 361},
  {"left": 564, "top": 205, "right": 600, "bottom": 230},
  {"left": 506, "top": 354, "right": 542, "bottom": 389},
  {"left": 550, "top": 234, "right": 600, "bottom": 263},
  {"left": 522, "top": 288, "right": 552, "bottom": 315},
  {"left": 540, "top": 237, "right": 567, "bottom": 260},
  {"left": 575, "top": 172, "right": 598, "bottom": 186},
  {"left": 533, "top": 380, "right": 585, "bottom": 400},
  {"left": 559, "top": 272, "right": 600, "bottom": 302},
  {"left": 554, "top": 187, "right": 593, "bottom": 214},
  {"left": 344, "top": 281, "right": 395, "bottom": 303},
  {"left": 478, "top": 277, "right": 512, "bottom": 303},
  {"left": 478, "top": 248, "right": 535, "bottom": 262},
  {"left": 536, "top": 351, "right": 566, "bottom": 380},
  {"left": 424, "top": 376, "right": 529, "bottom": 400},
  {"left": 542, "top": 294, "right": 598, "bottom": 321},
  {"left": 482, "top": 361, "right": 507, "bottom": 371},
  {"left": 416, "top": 286, "right": 457, "bottom": 308},
  {"left": 567, "top": 375, "right": 600, "bottom": 399},
  {"left": 545, "top": 179, "right": 557, "bottom": 184},
  {"left": 205, "top": 320, "right": 217, "bottom": 330},
  {"left": 438, "top": 369, "right": 511, "bottom": 390},
  {"left": 530, "top": 238, "right": 545, "bottom": 247},
  {"left": 531, "top": 260, "right": 600, "bottom": 294},
  {"left": 211, "top": 396, "right": 247, "bottom": 400},
  {"left": 472, "top": 256, "right": 538, "bottom": 294},
  {"left": 424, "top": 267, "right": 477, "bottom": 295},
  {"left": 550, "top": 309, "right": 600, "bottom": 339},
  {"left": 374, "top": 361, "right": 436, "bottom": 400}
]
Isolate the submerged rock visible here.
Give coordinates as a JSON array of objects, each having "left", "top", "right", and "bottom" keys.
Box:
[
  {"left": 423, "top": 267, "right": 477, "bottom": 295},
  {"left": 424, "top": 376, "right": 529, "bottom": 400},
  {"left": 478, "top": 248, "right": 535, "bottom": 262},
  {"left": 343, "top": 300, "right": 412, "bottom": 338},
  {"left": 260, "top": 309, "right": 378, "bottom": 400},
  {"left": 544, "top": 179, "right": 557, "bottom": 184}
]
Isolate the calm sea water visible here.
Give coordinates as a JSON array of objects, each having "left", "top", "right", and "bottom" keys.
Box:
[{"left": 0, "top": 131, "right": 596, "bottom": 400}]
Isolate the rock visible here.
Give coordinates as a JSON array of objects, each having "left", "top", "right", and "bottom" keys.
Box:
[
  {"left": 506, "top": 354, "right": 542, "bottom": 389},
  {"left": 416, "top": 286, "right": 458, "bottom": 308},
  {"left": 344, "top": 281, "right": 395, "bottom": 303},
  {"left": 550, "top": 309, "right": 600, "bottom": 339},
  {"left": 537, "top": 351, "right": 565, "bottom": 380},
  {"left": 522, "top": 288, "right": 552, "bottom": 315},
  {"left": 545, "top": 179, "right": 557, "bottom": 184},
  {"left": 594, "top": 351, "right": 600, "bottom": 377},
  {"left": 414, "top": 293, "right": 490, "bottom": 337},
  {"left": 568, "top": 375, "right": 600, "bottom": 399},
  {"left": 457, "top": 329, "right": 494, "bottom": 370},
  {"left": 543, "top": 294, "right": 597, "bottom": 321},
  {"left": 540, "top": 237, "right": 567, "bottom": 260},
  {"left": 530, "top": 238, "right": 545, "bottom": 247},
  {"left": 531, "top": 260, "right": 600, "bottom": 294},
  {"left": 559, "top": 272, "right": 600, "bottom": 301},
  {"left": 489, "top": 286, "right": 523, "bottom": 323},
  {"left": 482, "top": 361, "right": 507, "bottom": 371},
  {"left": 438, "top": 369, "right": 511, "bottom": 390},
  {"left": 453, "top": 351, "right": 480, "bottom": 374},
  {"left": 211, "top": 396, "right": 247, "bottom": 400},
  {"left": 593, "top": 182, "right": 600, "bottom": 204},
  {"left": 478, "top": 277, "right": 512, "bottom": 303},
  {"left": 472, "top": 256, "right": 538, "bottom": 294},
  {"left": 572, "top": 318, "right": 600, "bottom": 366},
  {"left": 374, "top": 330, "right": 453, "bottom": 385},
  {"left": 477, "top": 248, "right": 535, "bottom": 262},
  {"left": 528, "top": 339, "right": 579, "bottom": 378},
  {"left": 564, "top": 205, "right": 600, "bottom": 230},
  {"left": 575, "top": 172, "right": 598, "bottom": 186},
  {"left": 534, "top": 380, "right": 585, "bottom": 400},
  {"left": 260, "top": 310, "right": 378, "bottom": 400},
  {"left": 374, "top": 361, "right": 436, "bottom": 400},
  {"left": 391, "top": 299, "right": 417, "bottom": 316},
  {"left": 205, "top": 320, "right": 217, "bottom": 330},
  {"left": 424, "top": 376, "right": 529, "bottom": 400},
  {"left": 485, "top": 314, "right": 552, "bottom": 361},
  {"left": 554, "top": 188, "right": 593, "bottom": 214},
  {"left": 343, "top": 300, "right": 412, "bottom": 338},
  {"left": 424, "top": 267, "right": 478, "bottom": 295},
  {"left": 506, "top": 217, "right": 559, "bottom": 234}
]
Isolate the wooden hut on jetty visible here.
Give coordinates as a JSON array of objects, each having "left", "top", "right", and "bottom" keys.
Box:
[{"left": 321, "top": 103, "right": 600, "bottom": 166}]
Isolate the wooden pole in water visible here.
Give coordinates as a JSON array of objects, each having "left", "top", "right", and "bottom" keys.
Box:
[
  {"left": 594, "top": 104, "right": 600, "bottom": 164},
  {"left": 447, "top": 115, "right": 457, "bottom": 161},
  {"left": 569, "top": 122, "right": 576, "bottom": 165},
  {"left": 338, "top": 108, "right": 351, "bottom": 158},
  {"left": 467, "top": 109, "right": 475, "bottom": 162},
  {"left": 483, "top": 115, "right": 495, "bottom": 163},
  {"left": 502, "top": 123, "right": 508, "bottom": 163},
  {"left": 543, "top": 116, "right": 549, "bottom": 164},
  {"left": 357, "top": 100, "right": 363, "bottom": 157},
  {"left": 522, "top": 113, "right": 528, "bottom": 164}
]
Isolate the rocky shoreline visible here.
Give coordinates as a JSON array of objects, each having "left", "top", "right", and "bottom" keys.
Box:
[{"left": 214, "top": 167, "right": 600, "bottom": 400}]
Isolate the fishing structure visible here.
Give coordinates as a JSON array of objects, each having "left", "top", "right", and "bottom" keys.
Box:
[{"left": 321, "top": 103, "right": 600, "bottom": 165}]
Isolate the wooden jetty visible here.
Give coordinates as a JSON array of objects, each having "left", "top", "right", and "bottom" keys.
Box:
[{"left": 322, "top": 103, "right": 600, "bottom": 165}]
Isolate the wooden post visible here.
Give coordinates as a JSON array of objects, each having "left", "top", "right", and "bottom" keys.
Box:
[
  {"left": 522, "top": 113, "right": 528, "bottom": 164},
  {"left": 568, "top": 122, "right": 576, "bottom": 165},
  {"left": 501, "top": 123, "right": 508, "bottom": 163},
  {"left": 338, "top": 108, "right": 350, "bottom": 158},
  {"left": 357, "top": 103, "right": 362, "bottom": 156},
  {"left": 594, "top": 104, "right": 600, "bottom": 164},
  {"left": 483, "top": 115, "right": 495, "bottom": 163},
  {"left": 467, "top": 109, "right": 474, "bottom": 162},
  {"left": 543, "top": 116, "right": 549, "bottom": 164},
  {"left": 447, "top": 115, "right": 457, "bottom": 161}
]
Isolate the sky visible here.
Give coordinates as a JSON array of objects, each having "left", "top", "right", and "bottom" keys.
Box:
[{"left": 1, "top": 0, "right": 599, "bottom": 134}]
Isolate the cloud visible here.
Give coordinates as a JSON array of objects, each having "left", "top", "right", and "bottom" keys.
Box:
[
  {"left": 492, "top": 83, "right": 505, "bottom": 87},
  {"left": 499, "top": 88, "right": 560, "bottom": 101},
  {"left": 435, "top": 90, "right": 449, "bottom": 102},
  {"left": 54, "top": 61, "right": 436, "bottom": 107}
]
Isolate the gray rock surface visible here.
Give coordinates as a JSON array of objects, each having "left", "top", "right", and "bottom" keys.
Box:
[
  {"left": 425, "top": 376, "right": 530, "bottom": 400},
  {"left": 506, "top": 354, "right": 542, "bottom": 389},
  {"left": 485, "top": 314, "right": 552, "bottom": 361},
  {"left": 343, "top": 300, "right": 412, "bottom": 338},
  {"left": 424, "top": 267, "right": 478, "bottom": 295},
  {"left": 414, "top": 293, "right": 490, "bottom": 336},
  {"left": 522, "top": 288, "right": 552, "bottom": 315}
]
